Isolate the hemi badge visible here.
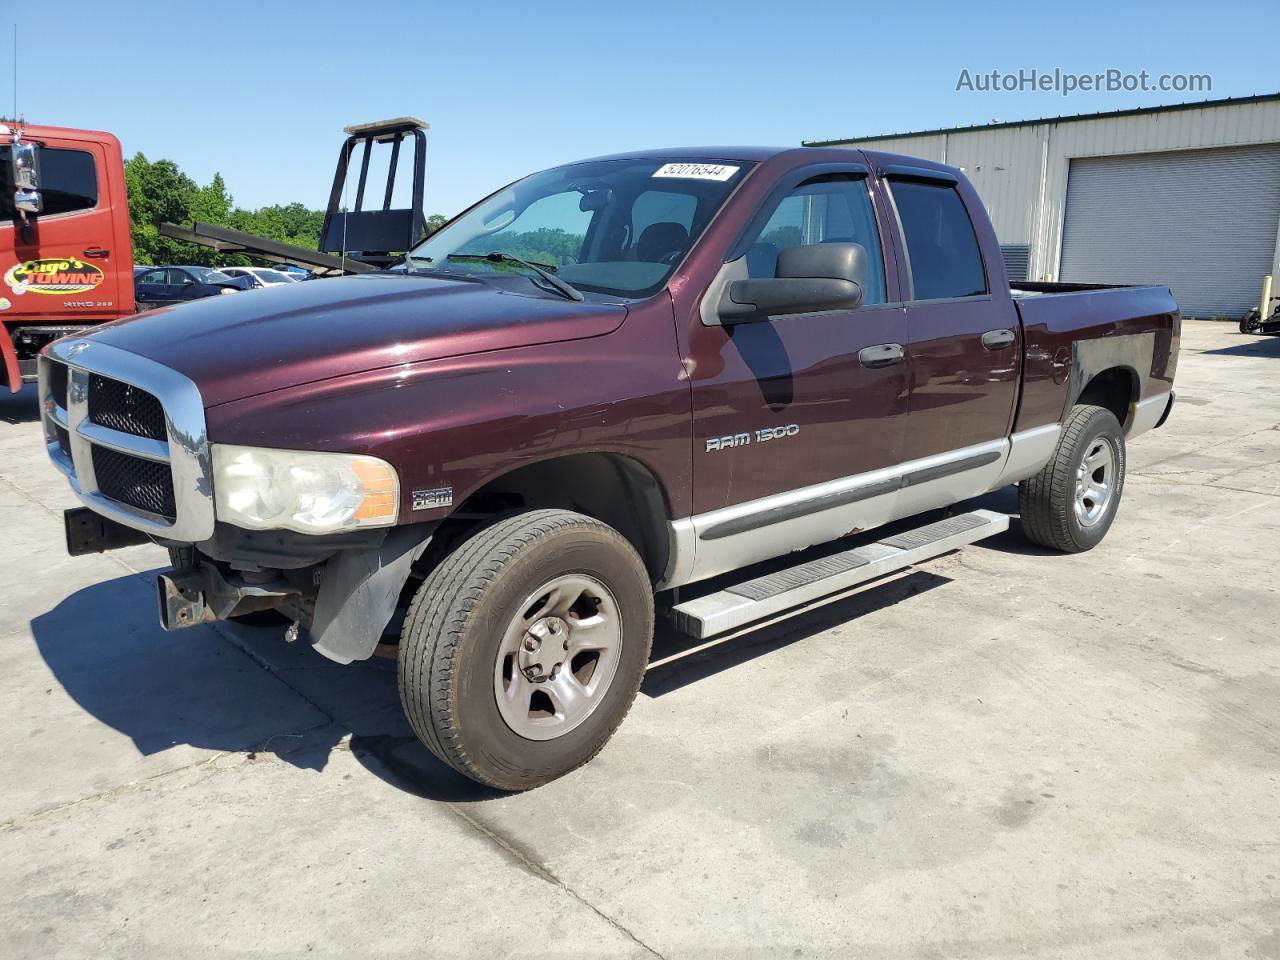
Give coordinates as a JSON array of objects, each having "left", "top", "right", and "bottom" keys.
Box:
[{"left": 412, "top": 486, "right": 453, "bottom": 511}]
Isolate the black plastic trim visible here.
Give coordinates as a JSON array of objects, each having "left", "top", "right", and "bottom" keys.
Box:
[
  {"left": 878, "top": 164, "right": 959, "bottom": 184},
  {"left": 700, "top": 477, "right": 898, "bottom": 541},
  {"left": 64, "top": 507, "right": 152, "bottom": 556},
  {"left": 900, "top": 451, "right": 1002, "bottom": 488}
]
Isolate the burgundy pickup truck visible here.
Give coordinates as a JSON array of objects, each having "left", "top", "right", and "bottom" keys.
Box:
[{"left": 38, "top": 147, "right": 1178, "bottom": 789}]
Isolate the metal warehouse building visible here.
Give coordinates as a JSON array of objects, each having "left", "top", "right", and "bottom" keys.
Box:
[{"left": 806, "top": 93, "right": 1280, "bottom": 318}]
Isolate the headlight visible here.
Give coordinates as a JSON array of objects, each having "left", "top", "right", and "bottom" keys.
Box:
[{"left": 212, "top": 444, "right": 399, "bottom": 534}]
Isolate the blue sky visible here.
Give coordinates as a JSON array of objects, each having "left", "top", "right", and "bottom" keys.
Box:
[{"left": 7, "top": 0, "right": 1274, "bottom": 216}]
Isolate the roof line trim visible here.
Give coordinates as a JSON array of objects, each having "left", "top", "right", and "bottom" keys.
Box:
[{"left": 802, "top": 92, "right": 1280, "bottom": 147}]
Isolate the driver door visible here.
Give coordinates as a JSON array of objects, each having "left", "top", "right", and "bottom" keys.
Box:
[{"left": 679, "top": 165, "right": 910, "bottom": 580}]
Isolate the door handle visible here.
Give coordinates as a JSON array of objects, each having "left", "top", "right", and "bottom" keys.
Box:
[
  {"left": 858, "top": 343, "right": 905, "bottom": 368},
  {"left": 83, "top": 247, "right": 110, "bottom": 259},
  {"left": 981, "top": 328, "right": 1015, "bottom": 350}
]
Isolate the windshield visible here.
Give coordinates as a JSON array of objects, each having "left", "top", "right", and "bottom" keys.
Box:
[
  {"left": 256, "top": 269, "right": 292, "bottom": 284},
  {"left": 194, "top": 268, "right": 233, "bottom": 283},
  {"left": 401, "top": 158, "right": 753, "bottom": 298}
]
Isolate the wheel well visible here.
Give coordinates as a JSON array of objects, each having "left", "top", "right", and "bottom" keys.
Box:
[
  {"left": 422, "top": 454, "right": 672, "bottom": 584},
  {"left": 1076, "top": 367, "right": 1137, "bottom": 430}
]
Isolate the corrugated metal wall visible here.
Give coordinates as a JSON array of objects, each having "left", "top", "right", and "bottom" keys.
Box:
[
  {"left": 1059, "top": 145, "right": 1280, "bottom": 316},
  {"left": 824, "top": 98, "right": 1280, "bottom": 290}
]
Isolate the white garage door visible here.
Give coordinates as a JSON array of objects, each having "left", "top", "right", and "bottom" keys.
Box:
[{"left": 1059, "top": 144, "right": 1280, "bottom": 318}]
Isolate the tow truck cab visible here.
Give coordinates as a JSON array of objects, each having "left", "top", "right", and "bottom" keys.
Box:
[{"left": 1, "top": 123, "right": 135, "bottom": 392}]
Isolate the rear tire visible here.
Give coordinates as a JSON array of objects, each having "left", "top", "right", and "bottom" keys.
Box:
[
  {"left": 1018, "top": 404, "right": 1126, "bottom": 553},
  {"left": 398, "top": 509, "right": 653, "bottom": 791}
]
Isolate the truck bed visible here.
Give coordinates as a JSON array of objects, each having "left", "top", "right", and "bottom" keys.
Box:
[{"left": 1010, "top": 281, "right": 1180, "bottom": 432}]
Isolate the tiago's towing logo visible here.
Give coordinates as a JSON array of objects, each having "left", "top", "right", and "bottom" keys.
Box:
[{"left": 4, "top": 257, "right": 106, "bottom": 296}]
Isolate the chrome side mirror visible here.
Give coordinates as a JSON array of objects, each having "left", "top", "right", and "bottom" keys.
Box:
[{"left": 10, "top": 135, "right": 42, "bottom": 215}]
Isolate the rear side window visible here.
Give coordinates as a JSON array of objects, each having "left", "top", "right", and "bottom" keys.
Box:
[
  {"left": 889, "top": 179, "right": 987, "bottom": 300},
  {"left": 0, "top": 146, "right": 99, "bottom": 219},
  {"left": 745, "top": 175, "right": 886, "bottom": 305}
]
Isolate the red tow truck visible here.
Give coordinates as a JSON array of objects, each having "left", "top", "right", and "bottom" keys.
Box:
[
  {"left": 2, "top": 117, "right": 427, "bottom": 392},
  {"left": 1, "top": 122, "right": 135, "bottom": 391}
]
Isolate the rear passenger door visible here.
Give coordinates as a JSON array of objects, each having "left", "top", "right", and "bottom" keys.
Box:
[{"left": 883, "top": 167, "right": 1020, "bottom": 461}]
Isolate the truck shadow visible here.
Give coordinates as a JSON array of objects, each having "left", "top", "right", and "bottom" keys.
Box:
[
  {"left": 29, "top": 494, "right": 1038, "bottom": 803},
  {"left": 1202, "top": 336, "right": 1280, "bottom": 358},
  {"left": 0, "top": 384, "right": 40, "bottom": 424},
  {"left": 29, "top": 570, "right": 500, "bottom": 803}
]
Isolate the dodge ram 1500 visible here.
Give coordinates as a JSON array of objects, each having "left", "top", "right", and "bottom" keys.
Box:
[{"left": 39, "top": 146, "right": 1178, "bottom": 789}]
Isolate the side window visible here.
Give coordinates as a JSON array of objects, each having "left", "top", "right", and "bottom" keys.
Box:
[
  {"left": 138, "top": 269, "right": 165, "bottom": 284},
  {"left": 745, "top": 176, "right": 886, "bottom": 305},
  {"left": 170, "top": 269, "right": 194, "bottom": 286},
  {"left": 889, "top": 179, "right": 987, "bottom": 300},
  {"left": 629, "top": 190, "right": 697, "bottom": 263},
  {"left": 0, "top": 147, "right": 98, "bottom": 219}
]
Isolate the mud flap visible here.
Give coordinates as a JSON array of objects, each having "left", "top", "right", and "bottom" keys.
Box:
[{"left": 308, "top": 523, "right": 436, "bottom": 664}]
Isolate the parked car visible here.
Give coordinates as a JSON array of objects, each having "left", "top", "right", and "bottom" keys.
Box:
[
  {"left": 133, "top": 266, "right": 251, "bottom": 310},
  {"left": 218, "top": 266, "right": 297, "bottom": 288},
  {"left": 40, "top": 146, "right": 1179, "bottom": 791}
]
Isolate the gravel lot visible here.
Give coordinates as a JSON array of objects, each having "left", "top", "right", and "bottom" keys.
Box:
[{"left": 1, "top": 318, "right": 1277, "bottom": 959}]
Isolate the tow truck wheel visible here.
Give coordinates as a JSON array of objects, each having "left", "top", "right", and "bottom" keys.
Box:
[
  {"left": 1018, "top": 403, "right": 1126, "bottom": 553},
  {"left": 398, "top": 509, "right": 654, "bottom": 791}
]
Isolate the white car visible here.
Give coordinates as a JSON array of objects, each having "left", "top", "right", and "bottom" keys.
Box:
[{"left": 218, "top": 266, "right": 298, "bottom": 288}]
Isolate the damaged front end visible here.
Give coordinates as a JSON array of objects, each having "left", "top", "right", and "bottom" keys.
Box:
[
  {"left": 41, "top": 337, "right": 434, "bottom": 666},
  {"left": 160, "top": 524, "right": 436, "bottom": 663},
  {"left": 65, "top": 505, "right": 434, "bottom": 664}
]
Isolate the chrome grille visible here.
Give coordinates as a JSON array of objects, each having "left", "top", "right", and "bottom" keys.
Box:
[
  {"left": 38, "top": 342, "right": 215, "bottom": 542},
  {"left": 89, "top": 374, "right": 167, "bottom": 441},
  {"left": 91, "top": 446, "right": 177, "bottom": 520},
  {"left": 49, "top": 362, "right": 68, "bottom": 410}
]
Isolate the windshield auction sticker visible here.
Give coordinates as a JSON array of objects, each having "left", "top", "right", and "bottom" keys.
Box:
[
  {"left": 652, "top": 163, "right": 740, "bottom": 181},
  {"left": 4, "top": 257, "right": 105, "bottom": 296}
]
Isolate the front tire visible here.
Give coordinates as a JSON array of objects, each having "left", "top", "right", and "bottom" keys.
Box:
[
  {"left": 1018, "top": 404, "right": 1126, "bottom": 553},
  {"left": 398, "top": 509, "right": 654, "bottom": 791}
]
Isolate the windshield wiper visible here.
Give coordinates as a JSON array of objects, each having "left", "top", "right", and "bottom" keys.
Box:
[{"left": 447, "top": 252, "right": 584, "bottom": 302}]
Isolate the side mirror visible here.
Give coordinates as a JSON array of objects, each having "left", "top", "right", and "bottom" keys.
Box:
[
  {"left": 10, "top": 136, "right": 42, "bottom": 216},
  {"left": 718, "top": 242, "right": 867, "bottom": 325}
]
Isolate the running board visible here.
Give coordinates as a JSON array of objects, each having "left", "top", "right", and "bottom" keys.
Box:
[{"left": 668, "top": 510, "right": 1009, "bottom": 639}]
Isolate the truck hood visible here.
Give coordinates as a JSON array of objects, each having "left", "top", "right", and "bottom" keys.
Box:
[{"left": 86, "top": 273, "right": 627, "bottom": 407}]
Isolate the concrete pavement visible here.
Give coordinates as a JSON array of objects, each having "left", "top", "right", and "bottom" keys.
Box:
[{"left": 1, "top": 319, "right": 1277, "bottom": 958}]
